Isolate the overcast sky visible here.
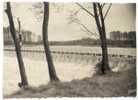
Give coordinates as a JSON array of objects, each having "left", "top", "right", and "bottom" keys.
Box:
[{"left": 3, "top": 3, "right": 136, "bottom": 41}]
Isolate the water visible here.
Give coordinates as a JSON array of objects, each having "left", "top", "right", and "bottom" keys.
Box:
[
  {"left": 3, "top": 45, "right": 136, "bottom": 95},
  {"left": 5, "top": 45, "right": 136, "bottom": 56},
  {"left": 4, "top": 51, "right": 94, "bottom": 95}
]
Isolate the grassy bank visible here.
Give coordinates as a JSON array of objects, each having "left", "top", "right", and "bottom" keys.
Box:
[{"left": 5, "top": 67, "right": 136, "bottom": 98}]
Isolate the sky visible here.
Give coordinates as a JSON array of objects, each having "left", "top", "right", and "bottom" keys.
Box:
[{"left": 3, "top": 3, "right": 136, "bottom": 41}]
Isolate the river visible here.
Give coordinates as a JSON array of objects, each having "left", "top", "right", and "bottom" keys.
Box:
[{"left": 3, "top": 45, "right": 136, "bottom": 95}]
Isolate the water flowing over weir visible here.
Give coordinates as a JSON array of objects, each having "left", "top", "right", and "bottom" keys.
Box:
[
  {"left": 4, "top": 50, "right": 101, "bottom": 65},
  {"left": 4, "top": 49, "right": 136, "bottom": 70},
  {"left": 4, "top": 45, "right": 136, "bottom": 95},
  {"left": 4, "top": 45, "right": 136, "bottom": 64}
]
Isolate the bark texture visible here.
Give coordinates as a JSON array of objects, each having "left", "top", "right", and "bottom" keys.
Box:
[
  {"left": 43, "top": 2, "right": 59, "bottom": 81},
  {"left": 93, "top": 3, "right": 110, "bottom": 74},
  {"left": 5, "top": 2, "right": 28, "bottom": 88}
]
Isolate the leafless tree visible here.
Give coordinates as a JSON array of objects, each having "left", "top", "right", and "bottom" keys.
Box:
[
  {"left": 93, "top": 3, "right": 110, "bottom": 74},
  {"left": 5, "top": 2, "right": 29, "bottom": 88},
  {"left": 43, "top": 2, "right": 59, "bottom": 81},
  {"left": 74, "top": 3, "right": 112, "bottom": 74}
]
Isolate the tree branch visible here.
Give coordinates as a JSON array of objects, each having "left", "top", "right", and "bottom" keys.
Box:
[
  {"left": 101, "top": 3, "right": 105, "bottom": 9},
  {"left": 75, "top": 3, "right": 95, "bottom": 17},
  {"left": 79, "top": 23, "right": 99, "bottom": 38},
  {"left": 73, "top": 8, "right": 81, "bottom": 16},
  {"left": 104, "top": 4, "right": 112, "bottom": 20}
]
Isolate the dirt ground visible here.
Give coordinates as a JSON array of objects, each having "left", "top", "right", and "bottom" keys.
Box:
[{"left": 5, "top": 67, "right": 136, "bottom": 98}]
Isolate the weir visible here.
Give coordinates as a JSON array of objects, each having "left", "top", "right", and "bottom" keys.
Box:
[{"left": 4, "top": 48, "right": 136, "bottom": 66}]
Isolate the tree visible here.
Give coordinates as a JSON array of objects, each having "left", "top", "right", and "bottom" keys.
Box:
[
  {"left": 93, "top": 3, "right": 110, "bottom": 74},
  {"left": 5, "top": 2, "right": 29, "bottom": 88},
  {"left": 43, "top": 2, "right": 59, "bottom": 81},
  {"left": 74, "top": 3, "right": 112, "bottom": 74}
]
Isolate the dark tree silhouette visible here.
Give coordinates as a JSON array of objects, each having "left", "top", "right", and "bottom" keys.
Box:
[
  {"left": 93, "top": 3, "right": 110, "bottom": 74},
  {"left": 5, "top": 2, "right": 28, "bottom": 88},
  {"left": 75, "top": 3, "right": 112, "bottom": 74},
  {"left": 43, "top": 2, "right": 59, "bottom": 81}
]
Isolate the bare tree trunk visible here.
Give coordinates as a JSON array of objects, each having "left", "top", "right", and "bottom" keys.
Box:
[
  {"left": 43, "top": 2, "right": 59, "bottom": 81},
  {"left": 97, "top": 4, "right": 110, "bottom": 71},
  {"left": 5, "top": 2, "right": 28, "bottom": 88},
  {"left": 93, "top": 3, "right": 110, "bottom": 74}
]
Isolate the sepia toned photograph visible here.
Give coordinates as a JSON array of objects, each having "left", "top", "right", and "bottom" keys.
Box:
[{"left": 3, "top": 2, "right": 136, "bottom": 98}]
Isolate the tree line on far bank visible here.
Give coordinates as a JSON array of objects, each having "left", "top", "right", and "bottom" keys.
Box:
[
  {"left": 48, "top": 37, "right": 136, "bottom": 48},
  {"left": 4, "top": 26, "right": 136, "bottom": 48}
]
